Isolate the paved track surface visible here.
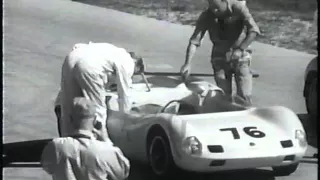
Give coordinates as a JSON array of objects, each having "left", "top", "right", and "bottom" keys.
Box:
[{"left": 3, "top": 0, "right": 317, "bottom": 179}]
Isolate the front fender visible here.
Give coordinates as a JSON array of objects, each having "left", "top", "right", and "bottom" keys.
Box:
[
  {"left": 145, "top": 114, "right": 193, "bottom": 162},
  {"left": 251, "top": 106, "right": 305, "bottom": 137}
]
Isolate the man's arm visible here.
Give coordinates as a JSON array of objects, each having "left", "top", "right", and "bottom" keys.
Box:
[
  {"left": 237, "top": 4, "right": 261, "bottom": 50},
  {"left": 101, "top": 146, "right": 130, "bottom": 180},
  {"left": 54, "top": 90, "right": 62, "bottom": 107},
  {"left": 114, "top": 62, "right": 132, "bottom": 113},
  {"left": 184, "top": 42, "right": 198, "bottom": 66},
  {"left": 41, "top": 140, "right": 58, "bottom": 175},
  {"left": 184, "top": 10, "right": 209, "bottom": 65}
]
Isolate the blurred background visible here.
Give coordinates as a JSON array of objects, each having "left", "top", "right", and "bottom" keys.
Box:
[{"left": 72, "top": 0, "right": 318, "bottom": 54}]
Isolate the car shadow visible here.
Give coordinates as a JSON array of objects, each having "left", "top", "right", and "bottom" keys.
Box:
[
  {"left": 128, "top": 162, "right": 276, "bottom": 180},
  {"left": 3, "top": 139, "right": 52, "bottom": 167},
  {"left": 297, "top": 113, "right": 318, "bottom": 148},
  {"left": 133, "top": 75, "right": 182, "bottom": 88},
  {"left": 2, "top": 113, "right": 315, "bottom": 179},
  {"left": 2, "top": 140, "right": 276, "bottom": 180},
  {"left": 8, "top": 138, "right": 319, "bottom": 180},
  {"left": 132, "top": 73, "right": 213, "bottom": 89}
]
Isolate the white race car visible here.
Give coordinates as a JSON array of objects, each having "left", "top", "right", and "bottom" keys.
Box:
[{"left": 55, "top": 74, "right": 308, "bottom": 177}]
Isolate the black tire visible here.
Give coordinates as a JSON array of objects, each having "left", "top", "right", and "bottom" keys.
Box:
[
  {"left": 147, "top": 127, "right": 178, "bottom": 178},
  {"left": 305, "top": 78, "right": 317, "bottom": 118},
  {"left": 272, "top": 163, "right": 299, "bottom": 176}
]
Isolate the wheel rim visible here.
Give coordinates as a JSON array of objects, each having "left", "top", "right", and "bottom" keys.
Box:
[{"left": 149, "top": 136, "right": 169, "bottom": 175}]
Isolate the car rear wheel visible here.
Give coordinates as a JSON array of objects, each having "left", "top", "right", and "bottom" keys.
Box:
[
  {"left": 272, "top": 163, "right": 299, "bottom": 176},
  {"left": 147, "top": 128, "right": 178, "bottom": 178},
  {"left": 306, "top": 78, "right": 317, "bottom": 118}
]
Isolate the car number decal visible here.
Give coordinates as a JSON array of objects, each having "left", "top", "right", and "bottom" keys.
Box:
[
  {"left": 220, "top": 126, "right": 266, "bottom": 139},
  {"left": 220, "top": 128, "right": 240, "bottom": 139}
]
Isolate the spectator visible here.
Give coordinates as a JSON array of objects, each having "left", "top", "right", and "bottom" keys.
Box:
[{"left": 41, "top": 97, "right": 130, "bottom": 180}]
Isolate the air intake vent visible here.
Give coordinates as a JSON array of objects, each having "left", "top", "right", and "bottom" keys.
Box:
[
  {"left": 208, "top": 145, "right": 224, "bottom": 153},
  {"left": 210, "top": 160, "right": 226, "bottom": 166},
  {"left": 283, "top": 155, "right": 295, "bottom": 161},
  {"left": 280, "top": 140, "right": 293, "bottom": 148}
]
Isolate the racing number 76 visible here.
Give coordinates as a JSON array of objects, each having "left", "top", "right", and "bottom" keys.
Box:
[{"left": 220, "top": 127, "right": 266, "bottom": 139}]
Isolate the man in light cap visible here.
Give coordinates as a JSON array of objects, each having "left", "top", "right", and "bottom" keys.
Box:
[
  {"left": 180, "top": 0, "right": 260, "bottom": 106},
  {"left": 41, "top": 97, "right": 130, "bottom": 180},
  {"left": 58, "top": 42, "right": 144, "bottom": 138}
]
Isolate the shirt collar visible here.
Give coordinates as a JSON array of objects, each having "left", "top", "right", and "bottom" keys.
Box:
[{"left": 71, "top": 129, "right": 95, "bottom": 139}]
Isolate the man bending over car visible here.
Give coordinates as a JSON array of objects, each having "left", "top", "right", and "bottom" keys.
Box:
[{"left": 58, "top": 42, "right": 144, "bottom": 142}]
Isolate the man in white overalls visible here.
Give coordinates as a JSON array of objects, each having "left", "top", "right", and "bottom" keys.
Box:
[{"left": 57, "top": 42, "right": 144, "bottom": 142}]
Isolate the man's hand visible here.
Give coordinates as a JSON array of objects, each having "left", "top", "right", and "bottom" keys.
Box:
[
  {"left": 92, "top": 127, "right": 113, "bottom": 146},
  {"left": 92, "top": 126, "right": 104, "bottom": 139},
  {"left": 231, "top": 49, "right": 244, "bottom": 60},
  {"left": 180, "top": 63, "right": 191, "bottom": 81}
]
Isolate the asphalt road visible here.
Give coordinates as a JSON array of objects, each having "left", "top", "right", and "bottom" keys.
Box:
[{"left": 3, "top": 0, "right": 317, "bottom": 179}]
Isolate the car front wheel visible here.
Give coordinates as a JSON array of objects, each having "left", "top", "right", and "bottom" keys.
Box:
[
  {"left": 272, "top": 163, "right": 299, "bottom": 176},
  {"left": 147, "top": 128, "right": 177, "bottom": 178}
]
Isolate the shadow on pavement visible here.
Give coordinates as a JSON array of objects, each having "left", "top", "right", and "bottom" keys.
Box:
[
  {"left": 3, "top": 139, "right": 276, "bottom": 180},
  {"left": 2, "top": 113, "right": 315, "bottom": 179},
  {"left": 2, "top": 139, "right": 52, "bottom": 167},
  {"left": 297, "top": 113, "right": 318, "bottom": 148},
  {"left": 129, "top": 162, "right": 276, "bottom": 180},
  {"left": 3, "top": 140, "right": 276, "bottom": 179}
]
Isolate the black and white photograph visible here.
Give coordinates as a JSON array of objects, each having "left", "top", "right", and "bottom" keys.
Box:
[{"left": 3, "top": 0, "right": 318, "bottom": 179}]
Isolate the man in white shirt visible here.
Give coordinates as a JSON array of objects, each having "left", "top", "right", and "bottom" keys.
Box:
[
  {"left": 41, "top": 97, "right": 130, "bottom": 180},
  {"left": 59, "top": 42, "right": 144, "bottom": 139}
]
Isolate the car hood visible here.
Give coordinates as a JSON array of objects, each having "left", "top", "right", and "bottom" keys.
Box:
[{"left": 172, "top": 107, "right": 302, "bottom": 151}]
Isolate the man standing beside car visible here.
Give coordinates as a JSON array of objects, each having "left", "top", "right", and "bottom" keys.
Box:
[
  {"left": 180, "top": 0, "right": 261, "bottom": 106},
  {"left": 41, "top": 97, "right": 130, "bottom": 180}
]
